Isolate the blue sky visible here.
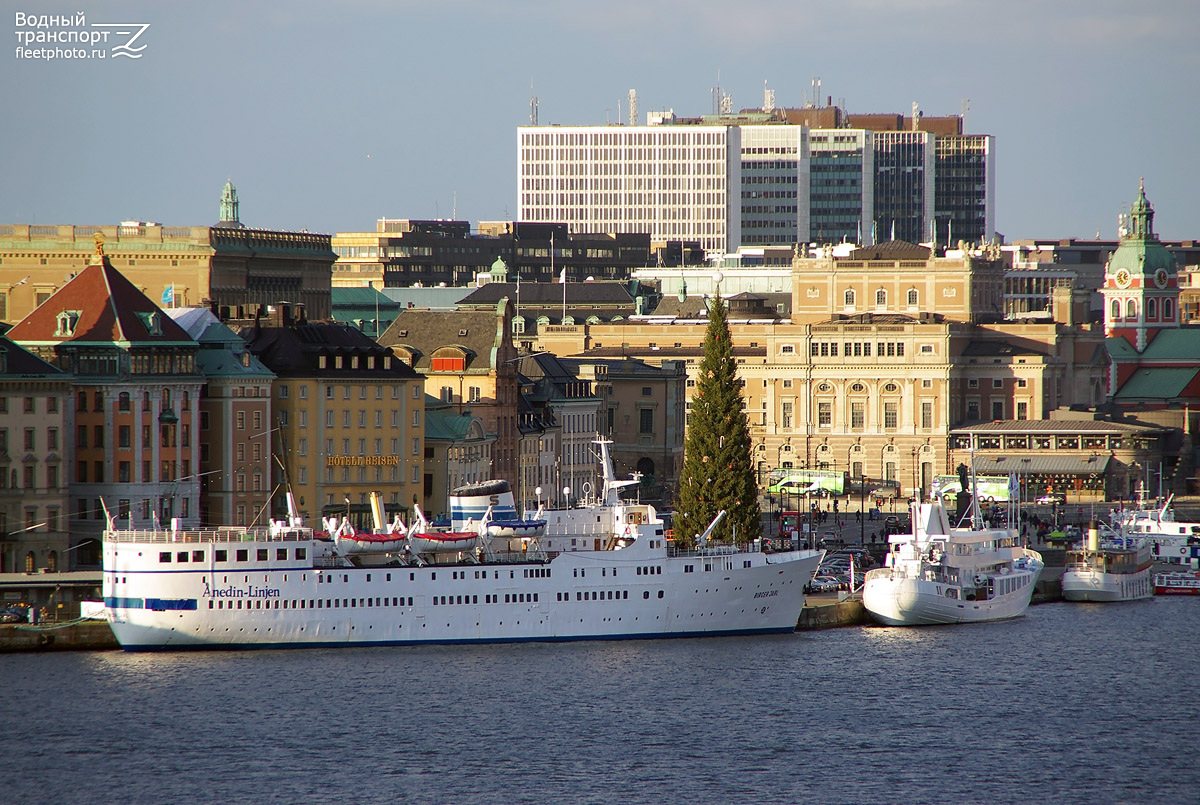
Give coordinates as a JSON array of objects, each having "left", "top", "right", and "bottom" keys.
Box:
[{"left": 4, "top": 0, "right": 1198, "bottom": 241}]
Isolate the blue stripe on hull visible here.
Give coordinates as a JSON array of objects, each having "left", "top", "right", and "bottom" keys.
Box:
[{"left": 116, "top": 626, "right": 796, "bottom": 652}]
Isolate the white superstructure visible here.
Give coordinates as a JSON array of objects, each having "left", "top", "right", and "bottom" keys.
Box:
[
  {"left": 862, "top": 499, "right": 1043, "bottom": 626},
  {"left": 103, "top": 441, "right": 822, "bottom": 650},
  {"left": 1111, "top": 496, "right": 1200, "bottom": 564}
]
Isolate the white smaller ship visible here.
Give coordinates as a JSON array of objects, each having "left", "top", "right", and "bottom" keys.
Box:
[
  {"left": 1061, "top": 524, "right": 1152, "bottom": 602},
  {"left": 862, "top": 495, "right": 1043, "bottom": 626}
]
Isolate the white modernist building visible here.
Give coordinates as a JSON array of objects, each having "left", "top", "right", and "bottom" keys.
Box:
[{"left": 518, "top": 110, "right": 994, "bottom": 256}]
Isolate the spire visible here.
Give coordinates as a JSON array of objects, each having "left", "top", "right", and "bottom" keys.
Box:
[
  {"left": 1129, "top": 178, "right": 1154, "bottom": 239},
  {"left": 218, "top": 178, "right": 244, "bottom": 228}
]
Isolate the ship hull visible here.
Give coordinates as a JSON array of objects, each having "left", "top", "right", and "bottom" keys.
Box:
[
  {"left": 104, "top": 542, "right": 821, "bottom": 651},
  {"left": 1062, "top": 568, "right": 1152, "bottom": 602},
  {"left": 862, "top": 573, "right": 1039, "bottom": 626}
]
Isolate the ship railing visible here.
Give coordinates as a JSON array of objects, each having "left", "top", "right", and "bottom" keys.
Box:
[
  {"left": 667, "top": 543, "right": 762, "bottom": 559},
  {"left": 103, "top": 526, "right": 313, "bottom": 544}
]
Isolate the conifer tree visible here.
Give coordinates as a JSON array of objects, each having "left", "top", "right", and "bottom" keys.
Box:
[{"left": 675, "top": 296, "right": 760, "bottom": 546}]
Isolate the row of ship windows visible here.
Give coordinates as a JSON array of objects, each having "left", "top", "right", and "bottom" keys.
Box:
[
  {"left": 204, "top": 591, "right": 665, "bottom": 611},
  {"left": 210, "top": 597, "right": 417, "bottom": 610},
  {"left": 160, "top": 548, "right": 308, "bottom": 564}
]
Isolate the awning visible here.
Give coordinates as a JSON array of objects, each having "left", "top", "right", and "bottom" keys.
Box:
[{"left": 973, "top": 455, "right": 1111, "bottom": 474}]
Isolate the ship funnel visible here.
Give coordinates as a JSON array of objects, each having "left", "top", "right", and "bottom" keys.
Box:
[{"left": 1087, "top": 523, "right": 1100, "bottom": 552}]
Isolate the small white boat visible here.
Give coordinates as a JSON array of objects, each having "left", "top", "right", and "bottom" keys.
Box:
[
  {"left": 1062, "top": 525, "right": 1152, "bottom": 602},
  {"left": 862, "top": 495, "right": 1043, "bottom": 626}
]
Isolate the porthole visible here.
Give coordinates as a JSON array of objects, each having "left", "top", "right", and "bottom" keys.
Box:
[
  {"left": 851, "top": 383, "right": 865, "bottom": 393},
  {"left": 883, "top": 382, "right": 899, "bottom": 393}
]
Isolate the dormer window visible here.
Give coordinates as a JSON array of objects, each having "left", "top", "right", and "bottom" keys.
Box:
[
  {"left": 135, "top": 311, "right": 162, "bottom": 336},
  {"left": 55, "top": 310, "right": 81, "bottom": 337}
]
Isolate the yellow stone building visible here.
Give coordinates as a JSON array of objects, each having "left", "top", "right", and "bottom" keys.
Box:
[{"left": 537, "top": 241, "right": 1107, "bottom": 498}]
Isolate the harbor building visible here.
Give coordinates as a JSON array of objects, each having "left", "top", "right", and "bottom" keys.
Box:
[
  {"left": 6, "top": 237, "right": 203, "bottom": 553},
  {"left": 535, "top": 240, "right": 1106, "bottom": 500},
  {"left": 167, "top": 308, "right": 276, "bottom": 527},
  {"left": 377, "top": 299, "right": 519, "bottom": 487},
  {"left": 0, "top": 335, "right": 70, "bottom": 573},
  {"left": 0, "top": 180, "right": 335, "bottom": 325},
  {"left": 239, "top": 305, "right": 425, "bottom": 524}
]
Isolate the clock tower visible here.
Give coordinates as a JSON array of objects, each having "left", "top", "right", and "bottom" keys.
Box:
[{"left": 1102, "top": 181, "right": 1179, "bottom": 351}]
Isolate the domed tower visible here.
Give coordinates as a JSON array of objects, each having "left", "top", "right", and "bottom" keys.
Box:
[
  {"left": 1102, "top": 180, "right": 1178, "bottom": 351},
  {"left": 215, "top": 178, "right": 245, "bottom": 229}
]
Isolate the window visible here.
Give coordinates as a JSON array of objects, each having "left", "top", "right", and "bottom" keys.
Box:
[
  {"left": 780, "top": 345, "right": 794, "bottom": 355},
  {"left": 47, "top": 427, "right": 58, "bottom": 450},
  {"left": 993, "top": 378, "right": 1003, "bottom": 389},
  {"left": 921, "top": 401, "right": 933, "bottom": 429},
  {"left": 907, "top": 289, "right": 918, "bottom": 306},
  {"left": 991, "top": 400, "right": 1005, "bottom": 419},
  {"left": 968, "top": 378, "right": 979, "bottom": 388},
  {"left": 884, "top": 402, "right": 898, "bottom": 429},
  {"left": 118, "top": 392, "right": 131, "bottom": 412},
  {"left": 639, "top": 408, "right": 654, "bottom": 434},
  {"left": 781, "top": 401, "right": 793, "bottom": 429},
  {"left": 817, "top": 401, "right": 832, "bottom": 427},
  {"left": 119, "top": 425, "right": 131, "bottom": 448},
  {"left": 844, "top": 289, "right": 855, "bottom": 307},
  {"left": 1111, "top": 299, "right": 1121, "bottom": 320},
  {"left": 1127, "top": 299, "right": 1138, "bottom": 319},
  {"left": 967, "top": 400, "right": 980, "bottom": 420},
  {"left": 236, "top": 411, "right": 246, "bottom": 430},
  {"left": 875, "top": 289, "right": 886, "bottom": 307},
  {"left": 851, "top": 402, "right": 864, "bottom": 429},
  {"left": 469, "top": 387, "right": 481, "bottom": 403},
  {"left": 1016, "top": 401, "right": 1028, "bottom": 420},
  {"left": 1165, "top": 299, "right": 1174, "bottom": 320}
]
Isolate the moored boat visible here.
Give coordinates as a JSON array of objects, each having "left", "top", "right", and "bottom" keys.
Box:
[
  {"left": 101, "top": 439, "right": 823, "bottom": 650},
  {"left": 862, "top": 495, "right": 1043, "bottom": 626},
  {"left": 1152, "top": 570, "right": 1200, "bottom": 595},
  {"left": 1061, "top": 525, "right": 1153, "bottom": 602}
]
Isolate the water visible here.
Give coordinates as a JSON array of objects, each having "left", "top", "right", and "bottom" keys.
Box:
[{"left": 3, "top": 598, "right": 1197, "bottom": 804}]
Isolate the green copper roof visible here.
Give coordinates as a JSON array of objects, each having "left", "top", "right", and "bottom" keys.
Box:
[
  {"left": 1108, "top": 181, "right": 1176, "bottom": 277},
  {"left": 1138, "top": 328, "right": 1200, "bottom": 361},
  {"left": 1113, "top": 366, "right": 1199, "bottom": 400}
]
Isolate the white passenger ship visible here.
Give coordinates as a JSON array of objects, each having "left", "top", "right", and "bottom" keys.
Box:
[
  {"left": 1111, "top": 496, "right": 1200, "bottom": 564},
  {"left": 862, "top": 497, "right": 1043, "bottom": 626},
  {"left": 1061, "top": 525, "right": 1152, "bottom": 603},
  {"left": 102, "top": 441, "right": 822, "bottom": 650}
]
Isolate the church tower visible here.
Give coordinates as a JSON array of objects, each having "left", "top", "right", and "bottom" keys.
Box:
[
  {"left": 1102, "top": 181, "right": 1178, "bottom": 351},
  {"left": 216, "top": 178, "right": 245, "bottom": 229}
]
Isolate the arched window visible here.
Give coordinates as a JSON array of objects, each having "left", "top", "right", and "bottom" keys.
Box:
[
  {"left": 24, "top": 552, "right": 35, "bottom": 573},
  {"left": 47, "top": 551, "right": 58, "bottom": 572},
  {"left": 1165, "top": 299, "right": 1175, "bottom": 320},
  {"left": 1127, "top": 299, "right": 1138, "bottom": 319},
  {"left": 844, "top": 289, "right": 855, "bottom": 307},
  {"left": 875, "top": 289, "right": 887, "bottom": 307},
  {"left": 907, "top": 289, "right": 918, "bottom": 306},
  {"left": 118, "top": 392, "right": 131, "bottom": 412},
  {"left": 511, "top": 317, "right": 525, "bottom": 335},
  {"left": 1111, "top": 299, "right": 1121, "bottom": 320},
  {"left": 1147, "top": 298, "right": 1158, "bottom": 320}
]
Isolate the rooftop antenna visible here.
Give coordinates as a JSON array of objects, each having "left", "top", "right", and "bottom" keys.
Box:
[
  {"left": 628, "top": 89, "right": 638, "bottom": 126},
  {"left": 529, "top": 80, "right": 539, "bottom": 126},
  {"left": 812, "top": 76, "right": 821, "bottom": 108},
  {"left": 960, "top": 97, "right": 970, "bottom": 132},
  {"left": 762, "top": 81, "right": 775, "bottom": 113},
  {"left": 912, "top": 101, "right": 920, "bottom": 130}
]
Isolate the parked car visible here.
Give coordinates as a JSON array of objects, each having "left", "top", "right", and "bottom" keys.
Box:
[
  {"left": 805, "top": 576, "right": 841, "bottom": 594},
  {"left": 883, "top": 515, "right": 903, "bottom": 534},
  {"left": 1037, "top": 493, "right": 1067, "bottom": 506}
]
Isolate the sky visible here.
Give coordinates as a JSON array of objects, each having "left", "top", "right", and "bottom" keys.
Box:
[{"left": 3, "top": 0, "right": 1199, "bottom": 242}]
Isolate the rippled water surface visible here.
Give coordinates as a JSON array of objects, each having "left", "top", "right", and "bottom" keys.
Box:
[{"left": 3, "top": 598, "right": 1198, "bottom": 804}]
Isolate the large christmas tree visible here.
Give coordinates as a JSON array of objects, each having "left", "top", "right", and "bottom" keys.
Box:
[{"left": 675, "top": 296, "right": 760, "bottom": 546}]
